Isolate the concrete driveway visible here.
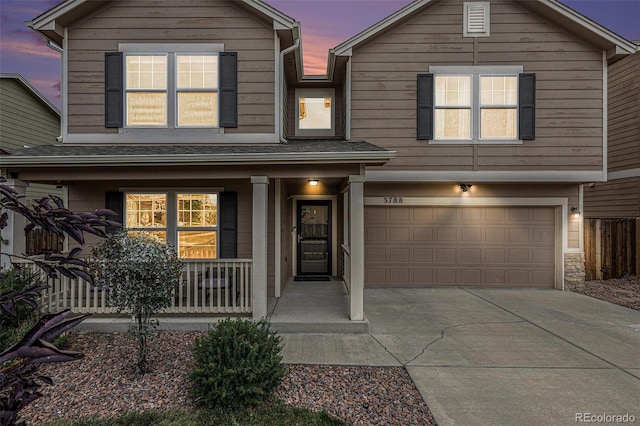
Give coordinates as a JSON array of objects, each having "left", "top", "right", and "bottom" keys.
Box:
[{"left": 281, "top": 287, "right": 640, "bottom": 425}]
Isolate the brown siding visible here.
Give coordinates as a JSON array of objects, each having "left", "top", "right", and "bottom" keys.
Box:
[
  {"left": 66, "top": 0, "right": 275, "bottom": 134},
  {"left": 584, "top": 177, "right": 640, "bottom": 218},
  {"left": 349, "top": 0, "right": 604, "bottom": 172},
  {"left": 608, "top": 52, "right": 640, "bottom": 173}
]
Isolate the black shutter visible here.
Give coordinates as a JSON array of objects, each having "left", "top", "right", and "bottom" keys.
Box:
[
  {"left": 105, "top": 191, "right": 124, "bottom": 234},
  {"left": 104, "top": 52, "right": 124, "bottom": 128},
  {"left": 219, "top": 52, "right": 238, "bottom": 128},
  {"left": 417, "top": 73, "right": 434, "bottom": 140},
  {"left": 219, "top": 192, "right": 238, "bottom": 258},
  {"left": 519, "top": 73, "right": 536, "bottom": 140}
]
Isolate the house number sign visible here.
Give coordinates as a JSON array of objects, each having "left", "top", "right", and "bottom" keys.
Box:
[{"left": 383, "top": 197, "right": 404, "bottom": 204}]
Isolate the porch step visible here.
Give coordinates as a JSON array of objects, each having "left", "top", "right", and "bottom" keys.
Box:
[{"left": 74, "top": 315, "right": 242, "bottom": 333}]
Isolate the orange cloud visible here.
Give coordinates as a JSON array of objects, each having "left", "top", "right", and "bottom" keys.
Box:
[
  {"left": 1, "top": 39, "right": 60, "bottom": 59},
  {"left": 300, "top": 30, "right": 341, "bottom": 75}
]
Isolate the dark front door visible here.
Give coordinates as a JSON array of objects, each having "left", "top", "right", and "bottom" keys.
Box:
[{"left": 297, "top": 200, "right": 332, "bottom": 276}]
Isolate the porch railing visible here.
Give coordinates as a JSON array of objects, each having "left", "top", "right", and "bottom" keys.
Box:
[{"left": 29, "top": 259, "right": 252, "bottom": 315}]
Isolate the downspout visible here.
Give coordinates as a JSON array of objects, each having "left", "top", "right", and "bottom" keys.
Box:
[{"left": 279, "top": 36, "right": 300, "bottom": 143}]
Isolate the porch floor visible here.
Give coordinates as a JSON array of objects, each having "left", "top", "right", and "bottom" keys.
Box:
[{"left": 267, "top": 278, "right": 369, "bottom": 334}]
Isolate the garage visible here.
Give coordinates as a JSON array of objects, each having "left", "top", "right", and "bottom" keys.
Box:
[{"left": 364, "top": 206, "right": 557, "bottom": 288}]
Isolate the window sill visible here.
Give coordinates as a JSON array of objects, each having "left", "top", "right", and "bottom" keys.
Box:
[{"left": 428, "top": 139, "right": 523, "bottom": 145}]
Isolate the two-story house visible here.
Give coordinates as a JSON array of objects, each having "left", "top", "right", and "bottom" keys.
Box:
[
  {"left": 1, "top": 0, "right": 635, "bottom": 323},
  {"left": 1, "top": 74, "right": 62, "bottom": 268}
]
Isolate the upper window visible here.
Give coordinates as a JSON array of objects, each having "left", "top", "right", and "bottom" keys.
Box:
[
  {"left": 295, "top": 88, "right": 335, "bottom": 137},
  {"left": 105, "top": 44, "right": 237, "bottom": 130},
  {"left": 418, "top": 66, "right": 535, "bottom": 143},
  {"left": 124, "top": 54, "right": 219, "bottom": 128}
]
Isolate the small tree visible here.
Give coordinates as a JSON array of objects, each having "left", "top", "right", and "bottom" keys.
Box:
[{"left": 89, "top": 232, "right": 183, "bottom": 373}]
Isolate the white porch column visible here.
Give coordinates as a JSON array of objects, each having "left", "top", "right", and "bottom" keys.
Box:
[
  {"left": 251, "top": 176, "right": 269, "bottom": 319},
  {"left": 1, "top": 179, "right": 28, "bottom": 269},
  {"left": 348, "top": 175, "right": 365, "bottom": 321}
]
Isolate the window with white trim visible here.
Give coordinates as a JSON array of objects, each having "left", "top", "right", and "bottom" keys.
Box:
[
  {"left": 105, "top": 44, "right": 237, "bottom": 130},
  {"left": 124, "top": 53, "right": 219, "bottom": 128},
  {"left": 125, "top": 192, "right": 218, "bottom": 259},
  {"left": 417, "top": 65, "right": 535, "bottom": 143}
]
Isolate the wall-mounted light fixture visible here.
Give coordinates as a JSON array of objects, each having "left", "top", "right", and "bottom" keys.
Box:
[
  {"left": 308, "top": 179, "right": 319, "bottom": 187},
  {"left": 458, "top": 183, "right": 472, "bottom": 192},
  {"left": 570, "top": 206, "right": 580, "bottom": 215}
]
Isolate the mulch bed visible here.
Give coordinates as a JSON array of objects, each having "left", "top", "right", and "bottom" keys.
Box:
[
  {"left": 571, "top": 275, "right": 640, "bottom": 311},
  {"left": 19, "top": 331, "right": 435, "bottom": 425}
]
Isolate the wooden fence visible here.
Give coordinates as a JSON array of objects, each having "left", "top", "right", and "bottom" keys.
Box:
[
  {"left": 584, "top": 218, "right": 639, "bottom": 280},
  {"left": 25, "top": 228, "right": 63, "bottom": 255}
]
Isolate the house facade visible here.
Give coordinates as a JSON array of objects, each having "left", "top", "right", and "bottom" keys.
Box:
[
  {"left": 1, "top": 0, "right": 635, "bottom": 321},
  {"left": 0, "top": 74, "right": 62, "bottom": 268},
  {"left": 584, "top": 48, "right": 640, "bottom": 218}
]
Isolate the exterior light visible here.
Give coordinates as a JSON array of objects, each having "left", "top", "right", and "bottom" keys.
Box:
[
  {"left": 571, "top": 206, "right": 580, "bottom": 215},
  {"left": 308, "top": 179, "right": 319, "bottom": 187},
  {"left": 459, "top": 183, "right": 472, "bottom": 192}
]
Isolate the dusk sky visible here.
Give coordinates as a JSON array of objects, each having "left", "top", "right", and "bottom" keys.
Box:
[{"left": 0, "top": 0, "right": 638, "bottom": 109}]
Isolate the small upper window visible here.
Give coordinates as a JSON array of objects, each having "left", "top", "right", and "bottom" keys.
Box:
[{"left": 295, "top": 88, "right": 335, "bottom": 137}]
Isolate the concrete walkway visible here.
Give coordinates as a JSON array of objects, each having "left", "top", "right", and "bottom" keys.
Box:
[{"left": 280, "top": 287, "right": 640, "bottom": 426}]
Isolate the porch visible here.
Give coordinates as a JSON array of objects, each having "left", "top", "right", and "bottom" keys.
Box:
[{"left": 267, "top": 278, "right": 369, "bottom": 334}]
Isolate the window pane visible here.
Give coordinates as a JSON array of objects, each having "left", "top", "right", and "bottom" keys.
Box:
[
  {"left": 481, "top": 76, "right": 517, "bottom": 106},
  {"left": 177, "top": 194, "right": 217, "bottom": 227},
  {"left": 299, "top": 97, "right": 332, "bottom": 129},
  {"left": 177, "top": 92, "right": 218, "bottom": 127},
  {"left": 177, "top": 55, "right": 218, "bottom": 89},
  {"left": 126, "top": 56, "right": 166, "bottom": 90},
  {"left": 178, "top": 231, "right": 217, "bottom": 259},
  {"left": 126, "top": 92, "right": 167, "bottom": 126},
  {"left": 126, "top": 194, "right": 167, "bottom": 228},
  {"left": 435, "top": 109, "right": 471, "bottom": 139},
  {"left": 435, "top": 76, "right": 471, "bottom": 106},
  {"left": 481, "top": 108, "right": 517, "bottom": 139}
]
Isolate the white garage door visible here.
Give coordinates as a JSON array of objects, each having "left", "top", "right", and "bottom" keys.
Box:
[{"left": 364, "top": 206, "right": 556, "bottom": 288}]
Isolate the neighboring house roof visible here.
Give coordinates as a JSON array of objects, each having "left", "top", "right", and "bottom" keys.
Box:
[
  {"left": 27, "top": 0, "right": 297, "bottom": 46},
  {"left": 0, "top": 74, "right": 60, "bottom": 118},
  {"left": 1, "top": 140, "right": 394, "bottom": 166},
  {"left": 331, "top": 0, "right": 636, "bottom": 63}
]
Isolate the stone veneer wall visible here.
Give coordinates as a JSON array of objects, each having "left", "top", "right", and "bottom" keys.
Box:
[{"left": 564, "top": 252, "right": 586, "bottom": 290}]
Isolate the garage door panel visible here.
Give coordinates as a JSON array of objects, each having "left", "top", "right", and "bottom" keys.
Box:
[
  {"left": 367, "top": 227, "right": 387, "bottom": 242},
  {"left": 461, "top": 248, "right": 482, "bottom": 263},
  {"left": 462, "top": 227, "right": 483, "bottom": 242},
  {"left": 413, "top": 227, "right": 433, "bottom": 241},
  {"left": 413, "top": 208, "right": 434, "bottom": 220},
  {"left": 390, "top": 227, "right": 410, "bottom": 241},
  {"left": 389, "top": 247, "right": 411, "bottom": 263},
  {"left": 437, "top": 227, "right": 457, "bottom": 241},
  {"left": 365, "top": 206, "right": 555, "bottom": 288},
  {"left": 412, "top": 248, "right": 433, "bottom": 262}
]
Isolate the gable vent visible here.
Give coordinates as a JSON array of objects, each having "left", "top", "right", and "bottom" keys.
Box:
[{"left": 464, "top": 2, "right": 490, "bottom": 37}]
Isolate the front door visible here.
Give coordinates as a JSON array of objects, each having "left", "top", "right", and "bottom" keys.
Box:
[{"left": 297, "top": 200, "right": 332, "bottom": 276}]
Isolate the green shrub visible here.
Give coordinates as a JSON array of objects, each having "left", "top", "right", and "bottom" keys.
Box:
[
  {"left": 0, "top": 267, "right": 43, "bottom": 350},
  {"left": 189, "top": 319, "right": 285, "bottom": 409}
]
